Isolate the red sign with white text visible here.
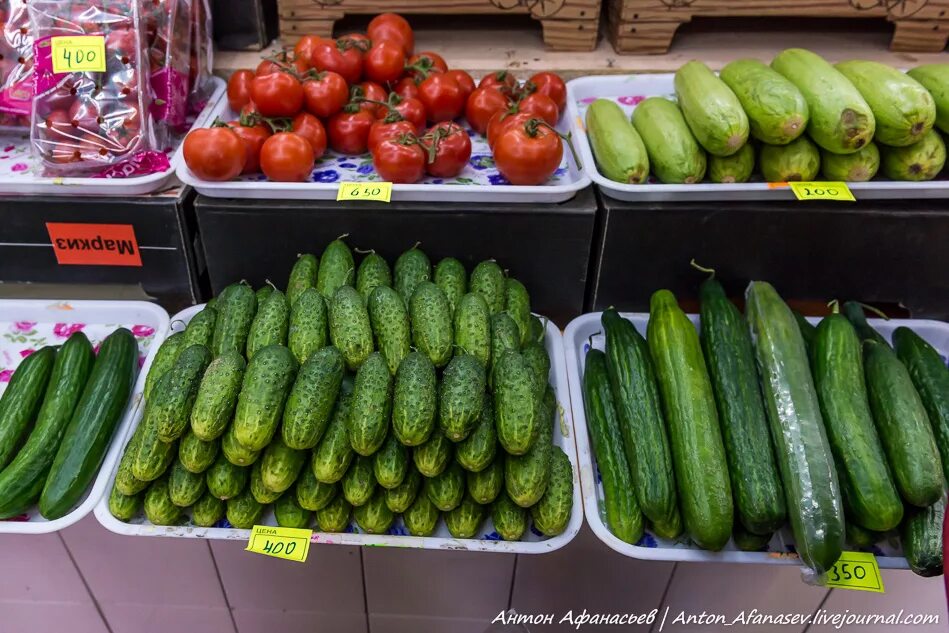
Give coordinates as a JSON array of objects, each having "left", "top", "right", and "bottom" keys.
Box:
[{"left": 46, "top": 223, "right": 143, "bottom": 267}]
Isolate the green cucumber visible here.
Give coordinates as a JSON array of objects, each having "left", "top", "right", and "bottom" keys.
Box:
[
  {"left": 746, "top": 281, "right": 844, "bottom": 573},
  {"left": 40, "top": 329, "right": 138, "bottom": 520},
  {"left": 648, "top": 290, "right": 733, "bottom": 551},
  {"left": 316, "top": 495, "right": 352, "bottom": 532},
  {"left": 143, "top": 332, "right": 184, "bottom": 402},
  {"left": 153, "top": 344, "right": 212, "bottom": 443},
  {"left": 392, "top": 351, "right": 437, "bottom": 446},
  {"left": 356, "top": 251, "right": 392, "bottom": 304},
  {"left": 250, "top": 460, "right": 282, "bottom": 504},
  {"left": 434, "top": 257, "right": 467, "bottom": 317},
  {"left": 178, "top": 429, "right": 219, "bottom": 474},
  {"left": 845, "top": 520, "right": 883, "bottom": 549},
  {"left": 585, "top": 98, "right": 649, "bottom": 184},
  {"left": 467, "top": 458, "right": 503, "bottom": 505},
  {"left": 469, "top": 260, "right": 505, "bottom": 315},
  {"left": 0, "top": 333, "right": 94, "bottom": 519},
  {"left": 233, "top": 345, "right": 298, "bottom": 451},
  {"left": 880, "top": 129, "right": 946, "bottom": 181},
  {"left": 226, "top": 487, "right": 264, "bottom": 529},
  {"left": 674, "top": 60, "right": 750, "bottom": 157},
  {"left": 413, "top": 429, "right": 452, "bottom": 477},
  {"left": 255, "top": 285, "right": 273, "bottom": 307},
  {"left": 168, "top": 459, "right": 206, "bottom": 507},
  {"left": 108, "top": 486, "right": 141, "bottom": 522},
  {"left": 246, "top": 289, "right": 289, "bottom": 359},
  {"left": 275, "top": 491, "right": 312, "bottom": 529},
  {"left": 759, "top": 136, "right": 820, "bottom": 182},
  {"left": 821, "top": 143, "right": 880, "bottom": 182},
  {"left": 260, "top": 436, "right": 306, "bottom": 494},
  {"left": 719, "top": 58, "right": 808, "bottom": 145},
  {"left": 349, "top": 352, "right": 393, "bottom": 456},
  {"left": 282, "top": 346, "right": 344, "bottom": 449},
  {"left": 631, "top": 97, "right": 707, "bottom": 184},
  {"left": 394, "top": 245, "right": 431, "bottom": 306},
  {"left": 410, "top": 282, "right": 453, "bottom": 369},
  {"left": 530, "top": 446, "right": 573, "bottom": 537},
  {"left": 341, "top": 455, "right": 376, "bottom": 506},
  {"left": 438, "top": 354, "right": 486, "bottom": 442},
  {"left": 373, "top": 434, "right": 409, "bottom": 489},
  {"left": 403, "top": 492, "right": 439, "bottom": 536},
  {"left": 494, "top": 351, "right": 539, "bottom": 456},
  {"left": 368, "top": 286, "right": 411, "bottom": 376},
  {"left": 503, "top": 278, "right": 531, "bottom": 347},
  {"left": 601, "top": 308, "right": 678, "bottom": 532},
  {"left": 445, "top": 493, "right": 486, "bottom": 538},
  {"left": 221, "top": 423, "right": 260, "bottom": 466},
  {"left": 454, "top": 293, "right": 491, "bottom": 368},
  {"left": 901, "top": 496, "right": 945, "bottom": 577},
  {"left": 143, "top": 475, "right": 182, "bottom": 526},
  {"left": 489, "top": 312, "right": 521, "bottom": 390},
  {"left": 181, "top": 306, "right": 217, "bottom": 350},
  {"left": 312, "top": 392, "right": 355, "bottom": 483},
  {"left": 456, "top": 395, "right": 497, "bottom": 472},
  {"left": 0, "top": 346, "right": 56, "bottom": 470},
  {"left": 793, "top": 311, "right": 817, "bottom": 352},
  {"left": 131, "top": 401, "right": 177, "bottom": 482},
  {"left": 492, "top": 491, "right": 527, "bottom": 541},
  {"left": 385, "top": 467, "right": 421, "bottom": 513},
  {"left": 522, "top": 342, "right": 550, "bottom": 396},
  {"left": 206, "top": 453, "right": 249, "bottom": 500},
  {"left": 317, "top": 237, "right": 356, "bottom": 301},
  {"left": 286, "top": 253, "right": 318, "bottom": 306},
  {"left": 907, "top": 64, "right": 949, "bottom": 134},
  {"left": 842, "top": 302, "right": 889, "bottom": 346},
  {"left": 505, "top": 409, "right": 551, "bottom": 508},
  {"left": 114, "top": 420, "right": 149, "bottom": 496},
  {"left": 353, "top": 488, "right": 394, "bottom": 534},
  {"left": 698, "top": 281, "right": 786, "bottom": 535},
  {"left": 529, "top": 315, "right": 546, "bottom": 346},
  {"left": 192, "top": 491, "right": 225, "bottom": 527},
  {"left": 190, "top": 351, "right": 245, "bottom": 441},
  {"left": 211, "top": 283, "right": 257, "bottom": 358},
  {"left": 296, "top": 466, "right": 338, "bottom": 511},
  {"left": 288, "top": 288, "right": 328, "bottom": 365},
  {"left": 425, "top": 461, "right": 465, "bottom": 512},
  {"left": 329, "top": 285, "right": 374, "bottom": 371},
  {"left": 733, "top": 525, "right": 773, "bottom": 552},
  {"left": 707, "top": 143, "right": 754, "bottom": 184}
]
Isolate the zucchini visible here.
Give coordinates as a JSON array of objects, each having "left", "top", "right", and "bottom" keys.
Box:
[
  {"left": 880, "top": 129, "right": 946, "bottom": 181},
  {"left": 40, "top": 329, "right": 138, "bottom": 520},
  {"left": 907, "top": 64, "right": 949, "bottom": 134},
  {"left": 0, "top": 346, "right": 56, "bottom": 470},
  {"left": 632, "top": 97, "right": 707, "bottom": 184},
  {"left": 708, "top": 143, "right": 754, "bottom": 184},
  {"left": 901, "top": 496, "right": 945, "bottom": 577},
  {"left": 585, "top": 99, "right": 649, "bottom": 184},
  {"left": 759, "top": 136, "right": 820, "bottom": 182},
  {"left": 647, "top": 290, "right": 733, "bottom": 551},
  {"left": 746, "top": 281, "right": 844, "bottom": 573},
  {"left": 674, "top": 60, "right": 750, "bottom": 157},
  {"left": 582, "top": 349, "right": 644, "bottom": 545},
  {"left": 821, "top": 143, "right": 880, "bottom": 182},
  {"left": 719, "top": 58, "right": 809, "bottom": 145}
]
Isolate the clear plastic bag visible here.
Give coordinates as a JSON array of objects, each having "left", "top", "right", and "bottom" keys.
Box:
[
  {"left": 29, "top": 0, "right": 155, "bottom": 174},
  {"left": 144, "top": 0, "right": 192, "bottom": 149},
  {"left": 187, "top": 0, "right": 213, "bottom": 114},
  {"left": 0, "top": 1, "right": 34, "bottom": 129}
]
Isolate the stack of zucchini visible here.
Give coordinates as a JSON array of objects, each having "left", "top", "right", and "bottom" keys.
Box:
[
  {"left": 110, "top": 238, "right": 573, "bottom": 542},
  {"left": 582, "top": 282, "right": 946, "bottom": 578},
  {"left": 0, "top": 328, "right": 138, "bottom": 521},
  {"left": 587, "top": 51, "right": 949, "bottom": 185}
]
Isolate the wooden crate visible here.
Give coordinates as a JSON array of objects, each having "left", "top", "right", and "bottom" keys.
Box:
[
  {"left": 278, "top": 0, "right": 602, "bottom": 50},
  {"left": 606, "top": 0, "right": 949, "bottom": 53}
]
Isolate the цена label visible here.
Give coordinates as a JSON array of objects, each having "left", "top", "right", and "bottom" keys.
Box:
[
  {"left": 788, "top": 181, "right": 856, "bottom": 202},
  {"left": 825, "top": 551, "right": 884, "bottom": 593},
  {"left": 46, "top": 223, "right": 142, "bottom": 267},
  {"left": 245, "top": 525, "right": 312, "bottom": 563},
  {"left": 337, "top": 181, "right": 393, "bottom": 203},
  {"left": 51, "top": 36, "right": 107, "bottom": 74}
]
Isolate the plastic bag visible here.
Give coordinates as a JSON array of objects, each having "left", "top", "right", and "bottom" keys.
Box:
[
  {"left": 143, "top": 0, "right": 192, "bottom": 148},
  {"left": 29, "top": 0, "right": 155, "bottom": 174},
  {"left": 187, "top": 0, "right": 213, "bottom": 114},
  {"left": 0, "top": 1, "right": 34, "bottom": 128}
]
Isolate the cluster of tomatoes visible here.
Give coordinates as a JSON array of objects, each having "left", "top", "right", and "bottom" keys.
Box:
[{"left": 182, "top": 12, "right": 570, "bottom": 186}]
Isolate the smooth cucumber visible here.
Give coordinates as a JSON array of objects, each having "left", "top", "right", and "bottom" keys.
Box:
[
  {"left": 901, "top": 497, "right": 946, "bottom": 577},
  {"left": 632, "top": 97, "right": 706, "bottom": 184},
  {"left": 585, "top": 98, "right": 649, "bottom": 184},
  {"left": 720, "top": 58, "right": 808, "bottom": 145},
  {"left": 674, "top": 60, "right": 750, "bottom": 157},
  {"left": 0, "top": 346, "right": 56, "bottom": 470}
]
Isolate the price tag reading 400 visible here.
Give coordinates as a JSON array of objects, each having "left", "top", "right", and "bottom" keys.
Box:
[
  {"left": 825, "top": 551, "right": 884, "bottom": 593},
  {"left": 51, "top": 36, "right": 107, "bottom": 74},
  {"left": 245, "top": 525, "right": 312, "bottom": 563},
  {"left": 337, "top": 181, "right": 393, "bottom": 203},
  {"left": 788, "top": 181, "right": 856, "bottom": 202}
]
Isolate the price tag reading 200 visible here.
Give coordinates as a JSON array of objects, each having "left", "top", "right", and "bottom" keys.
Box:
[
  {"left": 788, "top": 181, "right": 856, "bottom": 202},
  {"left": 245, "top": 525, "right": 312, "bottom": 563},
  {"left": 51, "top": 36, "right": 107, "bottom": 74},
  {"left": 337, "top": 181, "right": 393, "bottom": 203}
]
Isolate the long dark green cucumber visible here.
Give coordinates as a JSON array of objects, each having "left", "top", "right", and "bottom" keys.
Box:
[
  {"left": 792, "top": 310, "right": 817, "bottom": 353},
  {"left": 901, "top": 496, "right": 945, "bottom": 577},
  {"left": 842, "top": 301, "right": 890, "bottom": 346},
  {"left": 0, "top": 347, "right": 56, "bottom": 470}
]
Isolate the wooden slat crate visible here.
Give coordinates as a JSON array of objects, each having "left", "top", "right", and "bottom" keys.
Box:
[
  {"left": 606, "top": 0, "right": 949, "bottom": 53},
  {"left": 278, "top": 0, "right": 602, "bottom": 50}
]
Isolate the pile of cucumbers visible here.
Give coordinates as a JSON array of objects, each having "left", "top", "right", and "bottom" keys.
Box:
[
  {"left": 587, "top": 51, "right": 949, "bottom": 185},
  {"left": 582, "top": 281, "right": 946, "bottom": 578},
  {"left": 0, "top": 328, "right": 138, "bottom": 521},
  {"left": 109, "top": 238, "right": 574, "bottom": 542}
]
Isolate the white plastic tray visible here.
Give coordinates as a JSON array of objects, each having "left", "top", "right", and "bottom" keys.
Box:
[
  {"left": 566, "top": 74, "right": 949, "bottom": 202},
  {"left": 0, "top": 299, "right": 170, "bottom": 534},
  {"left": 96, "top": 304, "right": 582, "bottom": 554},
  {"left": 178, "top": 98, "right": 590, "bottom": 203},
  {"left": 564, "top": 310, "right": 949, "bottom": 568},
  {"left": 0, "top": 77, "right": 225, "bottom": 196}
]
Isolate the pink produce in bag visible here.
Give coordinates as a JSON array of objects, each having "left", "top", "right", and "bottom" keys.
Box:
[
  {"left": 29, "top": 0, "right": 155, "bottom": 174},
  {"left": 0, "top": 1, "right": 34, "bottom": 128},
  {"left": 187, "top": 0, "right": 213, "bottom": 114},
  {"left": 143, "top": 0, "right": 191, "bottom": 148}
]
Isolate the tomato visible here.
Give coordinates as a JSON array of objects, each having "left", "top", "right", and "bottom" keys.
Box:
[
  {"left": 302, "top": 71, "right": 349, "bottom": 119},
  {"left": 338, "top": 33, "right": 371, "bottom": 48},
  {"left": 292, "top": 112, "right": 328, "bottom": 160},
  {"left": 293, "top": 35, "right": 323, "bottom": 68},
  {"left": 241, "top": 101, "right": 260, "bottom": 118},
  {"left": 478, "top": 71, "right": 518, "bottom": 97},
  {"left": 465, "top": 87, "right": 511, "bottom": 136},
  {"left": 364, "top": 40, "right": 406, "bottom": 85},
  {"left": 183, "top": 127, "right": 246, "bottom": 181},
  {"left": 251, "top": 71, "right": 304, "bottom": 117},
  {"left": 425, "top": 121, "right": 471, "bottom": 178},
  {"left": 228, "top": 122, "right": 270, "bottom": 174},
  {"left": 256, "top": 59, "right": 282, "bottom": 76},
  {"left": 372, "top": 137, "right": 426, "bottom": 183},
  {"left": 260, "top": 132, "right": 314, "bottom": 182},
  {"left": 393, "top": 77, "right": 420, "bottom": 101},
  {"left": 493, "top": 118, "right": 563, "bottom": 185},
  {"left": 384, "top": 95, "right": 426, "bottom": 133},
  {"left": 406, "top": 51, "right": 447, "bottom": 81},
  {"left": 486, "top": 111, "right": 532, "bottom": 149},
  {"left": 517, "top": 92, "right": 560, "bottom": 126},
  {"left": 352, "top": 81, "right": 387, "bottom": 117},
  {"left": 368, "top": 13, "right": 414, "bottom": 55},
  {"left": 368, "top": 119, "right": 415, "bottom": 152},
  {"left": 524, "top": 71, "right": 567, "bottom": 113},
  {"left": 327, "top": 108, "right": 375, "bottom": 154},
  {"left": 311, "top": 39, "right": 362, "bottom": 84},
  {"left": 255, "top": 54, "right": 307, "bottom": 77},
  {"left": 418, "top": 73, "right": 465, "bottom": 122},
  {"left": 445, "top": 69, "right": 475, "bottom": 101},
  {"left": 226, "top": 69, "right": 255, "bottom": 112}
]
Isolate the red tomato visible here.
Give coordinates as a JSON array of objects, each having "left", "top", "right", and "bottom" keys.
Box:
[
  {"left": 293, "top": 35, "right": 323, "bottom": 68},
  {"left": 338, "top": 33, "right": 371, "bottom": 48},
  {"left": 517, "top": 92, "right": 560, "bottom": 126},
  {"left": 525, "top": 71, "right": 567, "bottom": 113},
  {"left": 418, "top": 73, "right": 465, "bottom": 122},
  {"left": 311, "top": 40, "right": 362, "bottom": 84},
  {"left": 183, "top": 127, "right": 247, "bottom": 181},
  {"left": 486, "top": 111, "right": 532, "bottom": 149},
  {"left": 302, "top": 71, "right": 349, "bottom": 119},
  {"left": 445, "top": 69, "right": 475, "bottom": 101},
  {"left": 372, "top": 137, "right": 426, "bottom": 183},
  {"left": 425, "top": 121, "right": 471, "bottom": 178},
  {"left": 251, "top": 71, "right": 304, "bottom": 117},
  {"left": 241, "top": 101, "right": 260, "bottom": 118},
  {"left": 479, "top": 71, "right": 519, "bottom": 97},
  {"left": 260, "top": 132, "right": 314, "bottom": 182},
  {"left": 493, "top": 118, "right": 563, "bottom": 185},
  {"left": 406, "top": 51, "right": 447, "bottom": 81},
  {"left": 368, "top": 13, "right": 414, "bottom": 55},
  {"left": 465, "top": 87, "right": 511, "bottom": 135},
  {"left": 364, "top": 40, "right": 406, "bottom": 85},
  {"left": 226, "top": 69, "right": 255, "bottom": 112},
  {"left": 353, "top": 81, "right": 387, "bottom": 116},
  {"left": 385, "top": 95, "right": 426, "bottom": 133},
  {"left": 256, "top": 59, "right": 282, "bottom": 76},
  {"left": 393, "top": 77, "right": 420, "bottom": 101},
  {"left": 255, "top": 55, "right": 307, "bottom": 77},
  {"left": 327, "top": 108, "right": 375, "bottom": 154},
  {"left": 368, "top": 119, "right": 415, "bottom": 152},
  {"left": 228, "top": 122, "right": 271, "bottom": 174},
  {"left": 292, "top": 112, "right": 328, "bottom": 160}
]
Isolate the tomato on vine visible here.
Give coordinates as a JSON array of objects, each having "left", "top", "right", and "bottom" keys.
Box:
[
  {"left": 372, "top": 135, "right": 426, "bottom": 183},
  {"left": 479, "top": 71, "right": 518, "bottom": 97},
  {"left": 292, "top": 112, "right": 328, "bottom": 160},
  {"left": 418, "top": 73, "right": 465, "bottom": 122},
  {"left": 517, "top": 92, "right": 560, "bottom": 126},
  {"left": 365, "top": 40, "right": 407, "bottom": 84},
  {"left": 184, "top": 126, "right": 247, "bottom": 181},
  {"left": 302, "top": 70, "right": 349, "bottom": 119},
  {"left": 260, "top": 132, "right": 314, "bottom": 182},
  {"left": 465, "top": 86, "right": 510, "bottom": 135},
  {"left": 424, "top": 121, "right": 471, "bottom": 178},
  {"left": 368, "top": 119, "right": 416, "bottom": 152},
  {"left": 251, "top": 71, "right": 304, "bottom": 117},
  {"left": 227, "top": 69, "right": 255, "bottom": 112},
  {"left": 445, "top": 69, "right": 475, "bottom": 102},
  {"left": 328, "top": 106, "right": 375, "bottom": 154},
  {"left": 524, "top": 72, "right": 567, "bottom": 113},
  {"left": 368, "top": 13, "right": 414, "bottom": 55},
  {"left": 493, "top": 118, "right": 565, "bottom": 185},
  {"left": 227, "top": 119, "right": 271, "bottom": 174}
]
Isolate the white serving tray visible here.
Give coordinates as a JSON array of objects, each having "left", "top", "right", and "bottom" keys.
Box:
[
  {"left": 566, "top": 73, "right": 949, "bottom": 202},
  {"left": 0, "top": 77, "right": 225, "bottom": 196},
  {"left": 0, "top": 299, "right": 170, "bottom": 534},
  {"left": 564, "top": 310, "right": 949, "bottom": 568},
  {"left": 178, "top": 99, "right": 590, "bottom": 203},
  {"left": 96, "top": 304, "right": 582, "bottom": 555}
]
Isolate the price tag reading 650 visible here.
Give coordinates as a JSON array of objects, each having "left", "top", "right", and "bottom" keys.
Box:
[
  {"left": 825, "top": 551, "right": 884, "bottom": 593},
  {"left": 51, "top": 36, "right": 107, "bottom": 74},
  {"left": 245, "top": 525, "right": 312, "bottom": 563},
  {"left": 337, "top": 181, "right": 393, "bottom": 203}
]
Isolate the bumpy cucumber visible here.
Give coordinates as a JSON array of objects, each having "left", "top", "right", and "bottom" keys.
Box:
[
  {"left": 282, "top": 346, "right": 344, "bottom": 449},
  {"left": 492, "top": 491, "right": 527, "bottom": 541},
  {"left": 178, "top": 429, "right": 219, "bottom": 474},
  {"left": 192, "top": 491, "right": 225, "bottom": 527},
  {"left": 132, "top": 400, "right": 177, "bottom": 482},
  {"left": 530, "top": 447, "right": 573, "bottom": 537},
  {"left": 181, "top": 306, "right": 217, "bottom": 350},
  {"left": 342, "top": 455, "right": 376, "bottom": 507},
  {"left": 233, "top": 345, "right": 298, "bottom": 451},
  {"left": 349, "top": 353, "right": 393, "bottom": 456},
  {"left": 260, "top": 436, "right": 306, "bottom": 494},
  {"left": 585, "top": 99, "right": 649, "bottom": 184},
  {"left": 454, "top": 293, "right": 491, "bottom": 368},
  {"left": 504, "top": 278, "right": 531, "bottom": 347},
  {"left": 434, "top": 257, "right": 467, "bottom": 317},
  {"left": 353, "top": 488, "right": 394, "bottom": 534},
  {"left": 275, "top": 491, "right": 312, "bottom": 529},
  {"left": 245, "top": 289, "right": 289, "bottom": 359},
  {"left": 168, "top": 459, "right": 206, "bottom": 507},
  {"left": 316, "top": 495, "right": 352, "bottom": 532},
  {"left": 288, "top": 288, "right": 328, "bottom": 365},
  {"left": 143, "top": 476, "right": 182, "bottom": 526},
  {"left": 720, "top": 58, "right": 809, "bottom": 145},
  {"left": 410, "top": 282, "right": 453, "bottom": 369},
  {"left": 311, "top": 392, "right": 355, "bottom": 483},
  {"left": 250, "top": 460, "right": 282, "bottom": 504},
  {"left": 152, "top": 344, "right": 211, "bottom": 443},
  {"left": 385, "top": 467, "right": 421, "bottom": 513},
  {"left": 296, "top": 466, "right": 338, "bottom": 511},
  {"left": 221, "top": 423, "right": 260, "bottom": 467},
  {"left": 114, "top": 419, "right": 150, "bottom": 496},
  {"left": 632, "top": 97, "right": 706, "bottom": 184},
  {"left": 413, "top": 429, "right": 452, "bottom": 478},
  {"left": 206, "top": 453, "right": 249, "bottom": 500},
  {"left": 0, "top": 346, "right": 56, "bottom": 470},
  {"left": 467, "top": 458, "right": 504, "bottom": 505},
  {"left": 469, "top": 260, "right": 506, "bottom": 315},
  {"left": 144, "top": 332, "right": 184, "bottom": 402},
  {"left": 373, "top": 434, "right": 409, "bottom": 489},
  {"left": 394, "top": 246, "right": 431, "bottom": 306},
  {"left": 456, "top": 395, "right": 497, "bottom": 473},
  {"left": 286, "top": 253, "right": 318, "bottom": 306},
  {"left": 674, "top": 60, "right": 750, "bottom": 157},
  {"left": 445, "top": 493, "right": 486, "bottom": 539},
  {"left": 505, "top": 405, "right": 551, "bottom": 508},
  {"left": 392, "top": 352, "right": 437, "bottom": 446},
  {"left": 329, "top": 285, "right": 374, "bottom": 370},
  {"left": 211, "top": 283, "right": 257, "bottom": 358},
  {"left": 426, "top": 461, "right": 465, "bottom": 511},
  {"left": 317, "top": 237, "right": 356, "bottom": 300},
  {"left": 255, "top": 285, "right": 273, "bottom": 306},
  {"left": 494, "top": 351, "right": 539, "bottom": 456},
  {"left": 439, "top": 354, "right": 486, "bottom": 442},
  {"left": 368, "top": 286, "right": 411, "bottom": 376},
  {"left": 489, "top": 313, "right": 521, "bottom": 389},
  {"left": 108, "top": 486, "right": 141, "bottom": 522},
  {"left": 190, "top": 351, "right": 245, "bottom": 442},
  {"left": 226, "top": 487, "right": 264, "bottom": 529},
  {"left": 356, "top": 251, "right": 392, "bottom": 304},
  {"left": 403, "top": 492, "right": 439, "bottom": 536}
]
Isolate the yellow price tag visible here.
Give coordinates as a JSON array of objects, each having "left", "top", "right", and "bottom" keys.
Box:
[
  {"left": 51, "top": 36, "right": 107, "bottom": 74},
  {"left": 825, "top": 551, "right": 884, "bottom": 593},
  {"left": 245, "top": 525, "right": 312, "bottom": 563},
  {"left": 788, "top": 181, "right": 855, "bottom": 202},
  {"left": 337, "top": 181, "right": 392, "bottom": 203}
]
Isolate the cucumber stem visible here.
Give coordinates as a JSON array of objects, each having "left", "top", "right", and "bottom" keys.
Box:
[
  {"left": 265, "top": 279, "right": 277, "bottom": 291},
  {"left": 827, "top": 299, "right": 840, "bottom": 314},
  {"left": 689, "top": 259, "right": 716, "bottom": 279},
  {"left": 353, "top": 247, "right": 374, "bottom": 255},
  {"left": 856, "top": 302, "right": 890, "bottom": 320}
]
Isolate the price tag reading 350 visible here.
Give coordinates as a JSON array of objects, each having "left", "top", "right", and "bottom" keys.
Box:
[
  {"left": 51, "top": 36, "right": 107, "bottom": 74},
  {"left": 245, "top": 525, "right": 312, "bottom": 563},
  {"left": 825, "top": 551, "right": 884, "bottom": 593},
  {"left": 337, "top": 181, "right": 392, "bottom": 203},
  {"left": 788, "top": 181, "right": 856, "bottom": 202}
]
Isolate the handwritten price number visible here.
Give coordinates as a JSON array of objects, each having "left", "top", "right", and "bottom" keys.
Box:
[
  {"left": 51, "top": 36, "right": 107, "bottom": 73},
  {"left": 337, "top": 181, "right": 392, "bottom": 203},
  {"left": 788, "top": 181, "right": 856, "bottom": 202},
  {"left": 261, "top": 539, "right": 297, "bottom": 557},
  {"left": 245, "top": 525, "right": 312, "bottom": 563},
  {"left": 350, "top": 185, "right": 383, "bottom": 198},
  {"left": 825, "top": 552, "right": 884, "bottom": 593},
  {"left": 830, "top": 562, "right": 868, "bottom": 582}
]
